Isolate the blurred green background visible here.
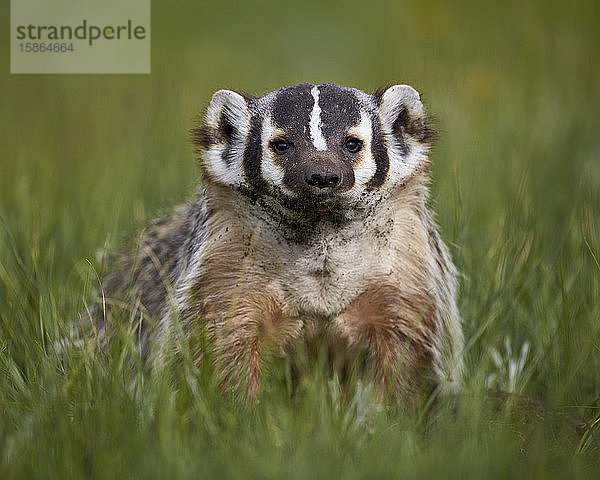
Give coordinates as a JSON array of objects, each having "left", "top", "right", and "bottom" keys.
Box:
[{"left": 1, "top": 0, "right": 599, "bottom": 478}]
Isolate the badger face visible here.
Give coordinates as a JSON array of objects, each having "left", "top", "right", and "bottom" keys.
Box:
[{"left": 196, "top": 83, "right": 434, "bottom": 218}]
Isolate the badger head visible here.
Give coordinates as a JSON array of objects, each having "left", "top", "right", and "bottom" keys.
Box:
[{"left": 195, "top": 83, "right": 434, "bottom": 219}]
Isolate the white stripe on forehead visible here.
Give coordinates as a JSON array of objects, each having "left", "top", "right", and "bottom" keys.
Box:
[{"left": 309, "top": 86, "right": 328, "bottom": 151}]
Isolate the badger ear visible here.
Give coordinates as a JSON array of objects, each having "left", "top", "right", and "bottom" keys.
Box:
[
  {"left": 204, "top": 90, "right": 251, "bottom": 144},
  {"left": 373, "top": 85, "right": 433, "bottom": 144},
  {"left": 195, "top": 89, "right": 252, "bottom": 186}
]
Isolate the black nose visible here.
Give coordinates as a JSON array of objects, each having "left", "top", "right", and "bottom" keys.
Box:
[{"left": 305, "top": 171, "right": 341, "bottom": 190}]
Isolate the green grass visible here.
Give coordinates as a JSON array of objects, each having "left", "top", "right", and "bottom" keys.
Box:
[{"left": 1, "top": 0, "right": 600, "bottom": 477}]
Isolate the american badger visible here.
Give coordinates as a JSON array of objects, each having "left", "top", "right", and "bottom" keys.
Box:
[{"left": 100, "top": 83, "right": 463, "bottom": 404}]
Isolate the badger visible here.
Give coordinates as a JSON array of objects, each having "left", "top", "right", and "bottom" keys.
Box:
[{"left": 97, "top": 83, "right": 463, "bottom": 405}]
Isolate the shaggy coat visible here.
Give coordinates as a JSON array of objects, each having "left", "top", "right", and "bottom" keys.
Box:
[{"left": 99, "top": 83, "right": 463, "bottom": 405}]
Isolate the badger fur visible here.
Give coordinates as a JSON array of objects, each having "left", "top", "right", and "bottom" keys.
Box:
[{"left": 98, "top": 83, "right": 463, "bottom": 404}]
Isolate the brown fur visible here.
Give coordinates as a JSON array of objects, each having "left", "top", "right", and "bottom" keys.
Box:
[
  {"left": 94, "top": 84, "right": 463, "bottom": 407},
  {"left": 98, "top": 174, "right": 460, "bottom": 404},
  {"left": 157, "top": 172, "right": 461, "bottom": 403}
]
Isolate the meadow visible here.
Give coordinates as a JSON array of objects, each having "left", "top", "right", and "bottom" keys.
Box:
[{"left": 1, "top": 0, "right": 599, "bottom": 477}]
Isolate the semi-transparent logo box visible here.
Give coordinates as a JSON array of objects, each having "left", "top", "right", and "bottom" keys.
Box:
[{"left": 11, "top": 0, "right": 151, "bottom": 74}]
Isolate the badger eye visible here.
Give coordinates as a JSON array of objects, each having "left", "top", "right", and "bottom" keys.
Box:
[
  {"left": 344, "top": 137, "right": 363, "bottom": 153},
  {"left": 270, "top": 138, "right": 291, "bottom": 154}
]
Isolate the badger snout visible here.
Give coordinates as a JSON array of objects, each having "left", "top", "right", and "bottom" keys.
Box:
[
  {"left": 304, "top": 167, "right": 342, "bottom": 192},
  {"left": 295, "top": 155, "right": 354, "bottom": 199},
  {"left": 278, "top": 150, "right": 356, "bottom": 207}
]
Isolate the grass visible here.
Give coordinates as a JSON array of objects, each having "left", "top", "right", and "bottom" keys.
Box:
[{"left": 1, "top": 0, "right": 600, "bottom": 477}]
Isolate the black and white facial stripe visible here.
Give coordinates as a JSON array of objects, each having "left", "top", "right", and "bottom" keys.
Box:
[{"left": 197, "top": 83, "right": 433, "bottom": 207}]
